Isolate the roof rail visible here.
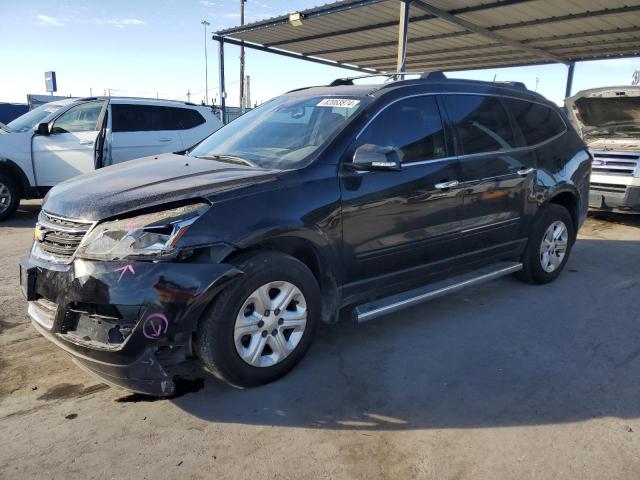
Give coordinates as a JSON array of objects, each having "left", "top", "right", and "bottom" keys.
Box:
[
  {"left": 328, "top": 71, "right": 446, "bottom": 86},
  {"left": 494, "top": 81, "right": 528, "bottom": 91}
]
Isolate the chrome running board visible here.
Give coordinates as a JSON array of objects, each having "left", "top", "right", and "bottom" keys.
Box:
[{"left": 353, "top": 261, "right": 523, "bottom": 323}]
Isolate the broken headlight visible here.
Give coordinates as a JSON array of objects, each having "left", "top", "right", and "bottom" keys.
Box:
[{"left": 76, "top": 203, "right": 209, "bottom": 261}]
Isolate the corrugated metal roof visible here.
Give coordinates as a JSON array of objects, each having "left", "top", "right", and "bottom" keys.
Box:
[{"left": 217, "top": 0, "right": 640, "bottom": 72}]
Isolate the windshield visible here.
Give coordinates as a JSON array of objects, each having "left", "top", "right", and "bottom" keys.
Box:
[
  {"left": 7, "top": 102, "right": 66, "bottom": 132},
  {"left": 190, "top": 95, "right": 365, "bottom": 169}
]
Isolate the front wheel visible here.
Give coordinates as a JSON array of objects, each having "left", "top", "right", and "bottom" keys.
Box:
[
  {"left": 0, "top": 175, "right": 20, "bottom": 221},
  {"left": 516, "top": 204, "right": 575, "bottom": 284},
  {"left": 194, "top": 251, "right": 320, "bottom": 387}
]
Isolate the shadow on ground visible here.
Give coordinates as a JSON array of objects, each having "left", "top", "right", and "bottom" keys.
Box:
[
  {"left": 588, "top": 210, "right": 640, "bottom": 228},
  {"left": 3, "top": 201, "right": 41, "bottom": 228},
  {"left": 168, "top": 236, "right": 640, "bottom": 431},
  {"left": 6, "top": 202, "right": 640, "bottom": 432}
]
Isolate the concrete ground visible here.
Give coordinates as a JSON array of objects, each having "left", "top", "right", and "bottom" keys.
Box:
[{"left": 1, "top": 200, "right": 640, "bottom": 480}]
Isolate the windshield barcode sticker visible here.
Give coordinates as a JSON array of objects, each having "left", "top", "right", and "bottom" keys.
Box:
[{"left": 317, "top": 98, "right": 360, "bottom": 108}]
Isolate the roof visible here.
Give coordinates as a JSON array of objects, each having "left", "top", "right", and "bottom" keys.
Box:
[{"left": 217, "top": 0, "right": 640, "bottom": 73}]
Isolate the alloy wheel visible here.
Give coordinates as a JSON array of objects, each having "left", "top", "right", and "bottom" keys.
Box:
[
  {"left": 234, "top": 281, "right": 307, "bottom": 368},
  {"left": 539, "top": 220, "right": 568, "bottom": 273},
  {"left": 0, "top": 182, "right": 11, "bottom": 213}
]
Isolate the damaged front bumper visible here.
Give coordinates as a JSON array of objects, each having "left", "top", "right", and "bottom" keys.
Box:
[{"left": 20, "top": 256, "right": 240, "bottom": 396}]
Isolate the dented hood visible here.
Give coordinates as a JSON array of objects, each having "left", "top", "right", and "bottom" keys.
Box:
[
  {"left": 43, "top": 153, "right": 279, "bottom": 221},
  {"left": 566, "top": 86, "right": 640, "bottom": 136}
]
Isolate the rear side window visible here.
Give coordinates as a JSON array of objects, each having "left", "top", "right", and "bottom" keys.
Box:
[
  {"left": 443, "top": 94, "right": 517, "bottom": 155},
  {"left": 503, "top": 98, "right": 566, "bottom": 145},
  {"left": 170, "top": 107, "right": 206, "bottom": 129},
  {"left": 112, "top": 104, "right": 177, "bottom": 132},
  {"left": 356, "top": 95, "right": 446, "bottom": 163}
]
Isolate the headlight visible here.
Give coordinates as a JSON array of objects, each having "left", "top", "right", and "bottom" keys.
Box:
[{"left": 76, "top": 203, "right": 209, "bottom": 261}]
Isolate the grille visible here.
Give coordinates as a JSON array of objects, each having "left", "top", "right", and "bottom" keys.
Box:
[
  {"left": 37, "top": 211, "right": 93, "bottom": 260},
  {"left": 590, "top": 182, "right": 627, "bottom": 194},
  {"left": 591, "top": 151, "right": 639, "bottom": 176}
]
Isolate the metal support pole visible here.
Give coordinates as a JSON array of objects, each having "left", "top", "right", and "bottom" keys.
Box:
[
  {"left": 396, "top": 0, "right": 410, "bottom": 77},
  {"left": 201, "top": 20, "right": 210, "bottom": 105},
  {"left": 565, "top": 61, "right": 575, "bottom": 98},
  {"left": 239, "top": 0, "right": 246, "bottom": 113},
  {"left": 218, "top": 37, "right": 226, "bottom": 123}
]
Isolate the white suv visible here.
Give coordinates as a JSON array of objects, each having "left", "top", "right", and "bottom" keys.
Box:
[{"left": 0, "top": 97, "right": 223, "bottom": 220}]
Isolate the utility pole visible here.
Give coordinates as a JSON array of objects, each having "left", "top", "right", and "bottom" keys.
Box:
[
  {"left": 201, "top": 20, "right": 211, "bottom": 105},
  {"left": 245, "top": 75, "right": 251, "bottom": 110},
  {"left": 239, "top": 0, "right": 246, "bottom": 112},
  {"left": 187, "top": 90, "right": 191, "bottom": 102}
]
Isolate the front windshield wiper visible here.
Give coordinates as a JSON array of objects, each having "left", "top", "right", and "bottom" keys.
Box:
[
  {"left": 194, "top": 154, "right": 258, "bottom": 168},
  {"left": 0, "top": 122, "right": 13, "bottom": 133}
]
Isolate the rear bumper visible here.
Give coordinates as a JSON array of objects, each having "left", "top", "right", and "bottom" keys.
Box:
[
  {"left": 589, "top": 184, "right": 640, "bottom": 214},
  {"left": 21, "top": 255, "right": 240, "bottom": 396}
]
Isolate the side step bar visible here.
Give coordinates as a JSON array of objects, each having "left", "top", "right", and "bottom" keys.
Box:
[{"left": 353, "top": 261, "right": 522, "bottom": 323}]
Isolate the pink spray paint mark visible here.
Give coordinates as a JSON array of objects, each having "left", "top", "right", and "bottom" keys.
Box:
[
  {"left": 115, "top": 264, "right": 135, "bottom": 282},
  {"left": 142, "top": 313, "right": 169, "bottom": 340}
]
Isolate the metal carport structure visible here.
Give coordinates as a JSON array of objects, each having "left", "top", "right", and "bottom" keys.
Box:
[{"left": 213, "top": 0, "right": 640, "bottom": 118}]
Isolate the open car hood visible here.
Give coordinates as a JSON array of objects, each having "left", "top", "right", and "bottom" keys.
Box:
[{"left": 566, "top": 86, "right": 640, "bottom": 136}]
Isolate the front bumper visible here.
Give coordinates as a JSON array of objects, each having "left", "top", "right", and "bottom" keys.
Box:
[
  {"left": 589, "top": 184, "right": 640, "bottom": 214},
  {"left": 21, "top": 256, "right": 240, "bottom": 396}
]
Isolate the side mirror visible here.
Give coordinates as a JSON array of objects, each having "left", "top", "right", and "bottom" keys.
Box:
[
  {"left": 36, "top": 123, "right": 50, "bottom": 135},
  {"left": 352, "top": 144, "right": 401, "bottom": 171}
]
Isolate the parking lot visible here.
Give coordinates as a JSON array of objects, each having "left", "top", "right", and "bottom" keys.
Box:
[{"left": 1, "top": 200, "right": 640, "bottom": 479}]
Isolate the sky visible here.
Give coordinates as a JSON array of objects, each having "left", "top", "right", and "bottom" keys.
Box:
[{"left": 1, "top": 0, "right": 639, "bottom": 107}]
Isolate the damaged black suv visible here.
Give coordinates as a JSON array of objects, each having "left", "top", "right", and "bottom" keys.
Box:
[{"left": 21, "top": 73, "right": 591, "bottom": 396}]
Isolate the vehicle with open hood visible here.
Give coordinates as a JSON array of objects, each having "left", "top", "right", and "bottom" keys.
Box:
[
  {"left": 0, "top": 97, "right": 222, "bottom": 220},
  {"left": 566, "top": 86, "right": 640, "bottom": 214},
  {"left": 21, "top": 73, "right": 591, "bottom": 396}
]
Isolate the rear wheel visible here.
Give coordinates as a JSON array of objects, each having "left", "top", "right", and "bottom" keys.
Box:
[
  {"left": 194, "top": 251, "right": 320, "bottom": 387},
  {"left": 0, "top": 175, "right": 20, "bottom": 221},
  {"left": 516, "top": 204, "right": 574, "bottom": 284}
]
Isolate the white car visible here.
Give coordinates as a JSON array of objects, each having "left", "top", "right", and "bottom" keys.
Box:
[{"left": 0, "top": 97, "right": 223, "bottom": 220}]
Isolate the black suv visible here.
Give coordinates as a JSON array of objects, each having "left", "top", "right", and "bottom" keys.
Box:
[{"left": 21, "top": 73, "right": 592, "bottom": 396}]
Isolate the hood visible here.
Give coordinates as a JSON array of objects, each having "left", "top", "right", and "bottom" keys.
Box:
[
  {"left": 566, "top": 86, "right": 640, "bottom": 136},
  {"left": 43, "top": 153, "right": 280, "bottom": 221}
]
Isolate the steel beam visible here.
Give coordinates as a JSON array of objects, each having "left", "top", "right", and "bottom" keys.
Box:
[
  {"left": 396, "top": 0, "right": 411, "bottom": 76},
  {"left": 363, "top": 35, "right": 640, "bottom": 70},
  {"left": 342, "top": 26, "right": 640, "bottom": 66},
  {"left": 565, "top": 62, "right": 575, "bottom": 98},
  {"left": 218, "top": 37, "right": 226, "bottom": 123},
  {"left": 410, "top": 0, "right": 565, "bottom": 64},
  {"left": 211, "top": 34, "right": 378, "bottom": 74}
]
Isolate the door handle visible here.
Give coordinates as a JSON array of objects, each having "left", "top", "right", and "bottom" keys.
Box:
[
  {"left": 79, "top": 140, "right": 94, "bottom": 145},
  {"left": 517, "top": 167, "right": 536, "bottom": 176},
  {"left": 434, "top": 180, "right": 459, "bottom": 190},
  {"left": 158, "top": 138, "right": 173, "bottom": 142}
]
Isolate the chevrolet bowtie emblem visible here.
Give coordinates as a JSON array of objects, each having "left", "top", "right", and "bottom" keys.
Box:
[{"left": 34, "top": 226, "right": 46, "bottom": 242}]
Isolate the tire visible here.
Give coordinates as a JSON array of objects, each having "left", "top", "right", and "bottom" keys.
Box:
[
  {"left": 0, "top": 174, "right": 20, "bottom": 221},
  {"left": 516, "top": 203, "right": 575, "bottom": 284},
  {"left": 194, "top": 251, "right": 320, "bottom": 388}
]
